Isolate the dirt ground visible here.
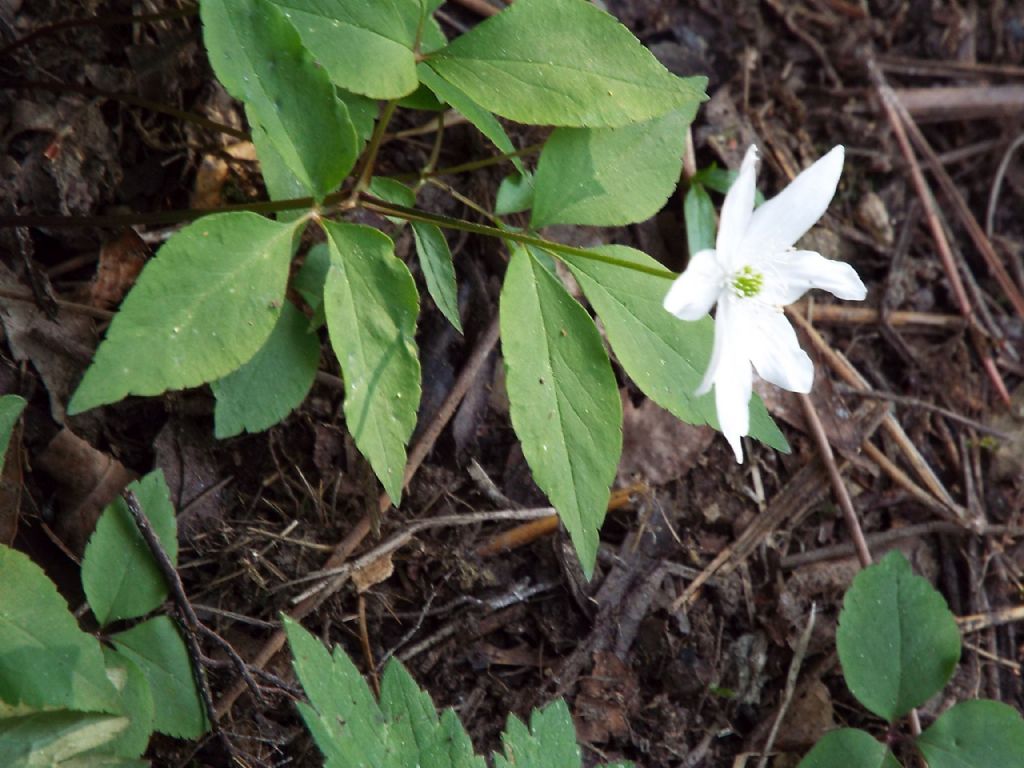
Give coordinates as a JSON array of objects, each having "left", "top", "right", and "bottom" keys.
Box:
[{"left": 2, "top": 1, "right": 1023, "bottom": 766}]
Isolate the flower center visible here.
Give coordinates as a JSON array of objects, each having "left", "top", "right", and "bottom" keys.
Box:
[{"left": 730, "top": 265, "right": 764, "bottom": 298}]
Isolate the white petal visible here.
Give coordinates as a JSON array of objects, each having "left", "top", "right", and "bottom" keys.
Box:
[
  {"left": 760, "top": 250, "right": 868, "bottom": 305},
  {"left": 716, "top": 145, "right": 759, "bottom": 264},
  {"left": 696, "top": 293, "right": 734, "bottom": 395},
  {"left": 741, "top": 145, "right": 845, "bottom": 255},
  {"left": 663, "top": 249, "right": 725, "bottom": 321},
  {"left": 714, "top": 328, "right": 752, "bottom": 463},
  {"left": 747, "top": 307, "right": 814, "bottom": 393}
]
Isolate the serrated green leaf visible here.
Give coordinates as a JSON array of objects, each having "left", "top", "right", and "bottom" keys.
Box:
[
  {"left": 268, "top": 0, "right": 424, "bottom": 98},
  {"left": 917, "top": 700, "right": 1024, "bottom": 768},
  {"left": 110, "top": 617, "right": 206, "bottom": 740},
  {"left": 427, "top": 0, "right": 706, "bottom": 128},
  {"left": 531, "top": 106, "right": 693, "bottom": 228},
  {"left": 495, "top": 172, "right": 535, "bottom": 216},
  {"left": 0, "top": 395, "right": 26, "bottom": 476},
  {"left": 500, "top": 245, "right": 621, "bottom": 577},
  {"left": 684, "top": 183, "right": 715, "bottom": 255},
  {"left": 81, "top": 471, "right": 177, "bottom": 627},
  {"left": 321, "top": 221, "right": 421, "bottom": 503},
  {"left": 202, "top": 0, "right": 356, "bottom": 199},
  {"left": 556, "top": 244, "right": 787, "bottom": 450},
  {"left": 0, "top": 711, "right": 130, "bottom": 768},
  {"left": 797, "top": 728, "right": 900, "bottom": 768},
  {"left": 494, "top": 700, "right": 580, "bottom": 768},
  {"left": 0, "top": 545, "right": 119, "bottom": 714},
  {"left": 416, "top": 64, "right": 525, "bottom": 175},
  {"left": 212, "top": 302, "right": 320, "bottom": 438},
  {"left": 95, "top": 648, "right": 154, "bottom": 760},
  {"left": 68, "top": 213, "right": 302, "bottom": 414},
  {"left": 837, "top": 551, "right": 961, "bottom": 722},
  {"left": 411, "top": 223, "right": 462, "bottom": 333}
]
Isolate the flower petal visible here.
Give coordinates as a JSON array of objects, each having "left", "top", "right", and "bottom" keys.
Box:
[
  {"left": 696, "top": 297, "right": 751, "bottom": 463},
  {"left": 746, "top": 306, "right": 814, "bottom": 393},
  {"left": 741, "top": 145, "right": 845, "bottom": 256},
  {"left": 696, "top": 292, "right": 734, "bottom": 395},
  {"left": 760, "top": 249, "right": 867, "bottom": 305},
  {"left": 716, "top": 145, "right": 759, "bottom": 264},
  {"left": 663, "top": 249, "right": 725, "bottom": 321}
]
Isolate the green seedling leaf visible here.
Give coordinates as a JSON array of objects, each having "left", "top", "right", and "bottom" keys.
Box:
[
  {"left": 531, "top": 106, "right": 694, "bottom": 228},
  {"left": 95, "top": 648, "right": 154, "bottom": 759},
  {"left": 494, "top": 700, "right": 581, "bottom": 768},
  {"left": 917, "top": 700, "right": 1024, "bottom": 768},
  {"left": 417, "top": 64, "right": 525, "bottom": 175},
  {"left": 269, "top": 0, "right": 424, "bottom": 98},
  {"left": 293, "top": 243, "right": 330, "bottom": 329},
  {"left": 427, "top": 0, "right": 707, "bottom": 128},
  {"left": 202, "top": 0, "right": 356, "bottom": 199},
  {"left": 321, "top": 221, "right": 421, "bottom": 503},
  {"left": 495, "top": 172, "right": 535, "bottom": 216},
  {"left": 0, "top": 711, "right": 130, "bottom": 768},
  {"left": 556, "top": 244, "right": 787, "bottom": 450},
  {"left": 68, "top": 213, "right": 301, "bottom": 414},
  {"left": 684, "top": 183, "right": 716, "bottom": 255},
  {"left": 411, "top": 223, "right": 462, "bottom": 333},
  {"left": 0, "top": 545, "right": 118, "bottom": 714},
  {"left": 110, "top": 617, "right": 206, "bottom": 740},
  {"left": 0, "top": 395, "right": 25, "bottom": 476},
  {"left": 500, "top": 245, "right": 622, "bottom": 577},
  {"left": 212, "top": 302, "right": 320, "bottom": 438},
  {"left": 797, "top": 728, "right": 900, "bottom": 768},
  {"left": 81, "top": 470, "right": 177, "bottom": 627},
  {"left": 837, "top": 550, "right": 961, "bottom": 722}
]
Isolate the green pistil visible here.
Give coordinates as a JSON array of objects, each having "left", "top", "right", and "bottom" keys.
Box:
[{"left": 731, "top": 265, "right": 764, "bottom": 298}]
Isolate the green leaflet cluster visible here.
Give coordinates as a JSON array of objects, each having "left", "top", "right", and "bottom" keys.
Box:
[
  {"left": 67, "top": 0, "right": 785, "bottom": 575},
  {"left": 0, "top": 471, "right": 207, "bottom": 766},
  {"left": 798, "top": 552, "right": 1024, "bottom": 768},
  {"left": 285, "top": 618, "right": 630, "bottom": 768}
]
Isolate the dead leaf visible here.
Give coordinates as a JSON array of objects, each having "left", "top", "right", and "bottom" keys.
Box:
[
  {"left": 574, "top": 651, "right": 639, "bottom": 745},
  {"left": 774, "top": 680, "right": 835, "bottom": 749},
  {"left": 90, "top": 229, "right": 149, "bottom": 309},
  {"left": 351, "top": 550, "right": 394, "bottom": 593},
  {"left": 617, "top": 395, "right": 713, "bottom": 486}
]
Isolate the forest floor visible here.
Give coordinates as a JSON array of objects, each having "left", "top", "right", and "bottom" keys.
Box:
[{"left": 1, "top": 0, "right": 1023, "bottom": 766}]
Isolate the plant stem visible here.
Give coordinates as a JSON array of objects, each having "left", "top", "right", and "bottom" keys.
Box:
[{"left": 351, "top": 100, "right": 399, "bottom": 199}]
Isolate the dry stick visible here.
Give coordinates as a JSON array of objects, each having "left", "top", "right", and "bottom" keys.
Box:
[
  {"left": 0, "top": 288, "right": 114, "bottom": 320},
  {"left": 794, "top": 303, "right": 963, "bottom": 329},
  {"left": 214, "top": 315, "right": 501, "bottom": 718},
  {"left": 838, "top": 387, "right": 1010, "bottom": 439},
  {"left": 986, "top": 133, "right": 1024, "bottom": 237}
]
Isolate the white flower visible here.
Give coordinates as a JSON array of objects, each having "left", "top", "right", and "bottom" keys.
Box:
[{"left": 663, "top": 145, "right": 866, "bottom": 463}]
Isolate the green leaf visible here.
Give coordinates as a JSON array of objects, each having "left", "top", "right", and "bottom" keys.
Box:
[
  {"left": 797, "top": 729, "right": 900, "bottom": 768},
  {"left": 500, "top": 245, "right": 622, "bottom": 577},
  {"left": 95, "top": 648, "right": 154, "bottom": 759},
  {"left": 531, "top": 106, "right": 693, "bottom": 228},
  {"left": 249, "top": 110, "right": 311, "bottom": 224},
  {"left": 684, "top": 183, "right": 715, "bottom": 255},
  {"left": 495, "top": 172, "right": 535, "bottom": 216},
  {"left": 427, "top": 0, "right": 707, "bottom": 128},
  {"left": 411, "top": 223, "right": 462, "bottom": 333},
  {"left": 68, "top": 213, "right": 302, "bottom": 414},
  {"left": 556, "top": 244, "right": 787, "bottom": 450},
  {"left": 837, "top": 550, "right": 961, "bottom": 722},
  {"left": 110, "top": 617, "right": 206, "bottom": 740},
  {"left": 0, "top": 395, "right": 26, "bottom": 476},
  {"left": 368, "top": 176, "right": 417, "bottom": 226},
  {"left": 201, "top": 0, "right": 357, "bottom": 199},
  {"left": 269, "top": 0, "right": 423, "bottom": 98},
  {"left": 493, "top": 700, "right": 580, "bottom": 768},
  {"left": 0, "top": 545, "right": 118, "bottom": 714},
  {"left": 293, "top": 243, "right": 330, "bottom": 329},
  {"left": 917, "top": 700, "right": 1024, "bottom": 768},
  {"left": 81, "top": 471, "right": 177, "bottom": 627},
  {"left": 339, "top": 89, "right": 379, "bottom": 141},
  {"left": 416, "top": 63, "right": 525, "bottom": 175},
  {"left": 212, "top": 302, "right": 320, "bottom": 438},
  {"left": 0, "top": 711, "right": 130, "bottom": 768},
  {"left": 321, "top": 221, "right": 421, "bottom": 503}
]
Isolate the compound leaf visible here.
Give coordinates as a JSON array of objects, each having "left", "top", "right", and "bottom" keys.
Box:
[
  {"left": 531, "top": 106, "right": 694, "bottom": 228},
  {"left": 917, "top": 700, "right": 1024, "bottom": 768},
  {"left": 411, "top": 223, "right": 462, "bottom": 333},
  {"left": 0, "top": 711, "right": 130, "bottom": 768},
  {"left": 427, "top": 0, "right": 706, "bottom": 128},
  {"left": 81, "top": 470, "right": 177, "bottom": 627},
  {"left": 0, "top": 545, "right": 118, "bottom": 714},
  {"left": 321, "top": 221, "right": 421, "bottom": 503},
  {"left": 837, "top": 550, "right": 961, "bottom": 722},
  {"left": 68, "top": 213, "right": 301, "bottom": 414},
  {"left": 95, "top": 647, "right": 154, "bottom": 760},
  {"left": 500, "top": 245, "right": 621, "bottom": 578},
  {"left": 202, "top": 0, "right": 357, "bottom": 199},
  {"left": 494, "top": 700, "right": 580, "bottom": 768},
  {"left": 797, "top": 729, "right": 900, "bottom": 768},
  {"left": 557, "top": 244, "right": 787, "bottom": 449},
  {"left": 212, "top": 301, "right": 320, "bottom": 438}
]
